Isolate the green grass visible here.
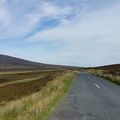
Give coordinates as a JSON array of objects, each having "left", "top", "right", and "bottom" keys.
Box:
[{"left": 39, "top": 73, "right": 75, "bottom": 120}]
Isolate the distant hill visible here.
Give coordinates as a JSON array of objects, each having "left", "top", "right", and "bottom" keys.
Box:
[
  {"left": 0, "top": 54, "right": 46, "bottom": 69},
  {"left": 88, "top": 64, "right": 120, "bottom": 70},
  {"left": 93, "top": 64, "right": 120, "bottom": 72},
  {"left": 0, "top": 54, "right": 78, "bottom": 71},
  {"left": 88, "top": 64, "right": 120, "bottom": 75},
  {"left": 94, "top": 64, "right": 120, "bottom": 69}
]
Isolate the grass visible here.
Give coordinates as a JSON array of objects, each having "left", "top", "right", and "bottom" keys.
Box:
[
  {"left": 0, "top": 70, "right": 58, "bottom": 84},
  {"left": 87, "top": 69, "right": 120, "bottom": 85},
  {"left": 99, "top": 74, "right": 120, "bottom": 85},
  {"left": 38, "top": 72, "right": 75, "bottom": 120},
  {"left": 0, "top": 70, "right": 64, "bottom": 103},
  {"left": 0, "top": 75, "right": 46, "bottom": 87},
  {"left": 0, "top": 70, "right": 75, "bottom": 120}
]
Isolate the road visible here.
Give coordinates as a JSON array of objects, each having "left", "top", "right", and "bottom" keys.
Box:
[{"left": 49, "top": 73, "right": 120, "bottom": 120}]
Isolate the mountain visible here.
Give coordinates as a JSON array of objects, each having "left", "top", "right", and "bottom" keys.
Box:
[
  {"left": 0, "top": 54, "right": 46, "bottom": 69},
  {"left": 0, "top": 54, "right": 77, "bottom": 71},
  {"left": 92, "top": 64, "right": 120, "bottom": 72}
]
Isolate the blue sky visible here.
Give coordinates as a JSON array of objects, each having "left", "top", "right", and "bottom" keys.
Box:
[{"left": 0, "top": 0, "right": 120, "bottom": 67}]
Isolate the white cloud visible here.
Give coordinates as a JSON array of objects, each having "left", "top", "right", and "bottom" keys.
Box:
[
  {"left": 0, "top": 0, "right": 120, "bottom": 66},
  {"left": 27, "top": 2, "right": 120, "bottom": 66},
  {"left": 29, "top": 2, "right": 120, "bottom": 42},
  {"left": 0, "top": 0, "right": 78, "bottom": 39},
  {"left": 0, "top": 0, "right": 11, "bottom": 30}
]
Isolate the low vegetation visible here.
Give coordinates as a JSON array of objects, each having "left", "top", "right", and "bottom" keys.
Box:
[
  {"left": 0, "top": 70, "right": 63, "bottom": 103},
  {"left": 0, "top": 70, "right": 76, "bottom": 120},
  {"left": 87, "top": 66, "right": 120, "bottom": 85}
]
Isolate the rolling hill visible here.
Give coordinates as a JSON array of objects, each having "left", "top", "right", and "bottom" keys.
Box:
[
  {"left": 91, "top": 64, "right": 120, "bottom": 75},
  {"left": 0, "top": 54, "right": 45, "bottom": 69},
  {"left": 0, "top": 54, "right": 77, "bottom": 71}
]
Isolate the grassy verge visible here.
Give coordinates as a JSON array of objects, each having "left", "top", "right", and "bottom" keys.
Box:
[
  {"left": 0, "top": 71, "right": 75, "bottom": 120},
  {"left": 87, "top": 69, "right": 120, "bottom": 85},
  {"left": 97, "top": 74, "right": 120, "bottom": 85}
]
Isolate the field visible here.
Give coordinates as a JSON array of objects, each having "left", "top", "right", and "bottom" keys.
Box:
[
  {"left": 0, "top": 69, "right": 76, "bottom": 120},
  {"left": 87, "top": 64, "right": 120, "bottom": 85}
]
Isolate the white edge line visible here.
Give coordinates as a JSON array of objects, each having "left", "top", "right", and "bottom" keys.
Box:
[{"left": 94, "top": 83, "right": 100, "bottom": 88}]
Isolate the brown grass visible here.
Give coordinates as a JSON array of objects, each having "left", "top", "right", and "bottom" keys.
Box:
[
  {"left": 0, "top": 70, "right": 65, "bottom": 105},
  {"left": 0, "top": 70, "right": 59, "bottom": 84},
  {"left": 87, "top": 69, "right": 120, "bottom": 85},
  {"left": 0, "top": 70, "right": 75, "bottom": 120}
]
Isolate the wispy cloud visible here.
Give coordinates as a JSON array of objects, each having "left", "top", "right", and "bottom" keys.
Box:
[
  {"left": 0, "top": 0, "right": 81, "bottom": 40},
  {"left": 26, "top": 1, "right": 120, "bottom": 66},
  {"left": 0, "top": 0, "right": 11, "bottom": 31},
  {"left": 0, "top": 0, "right": 120, "bottom": 66}
]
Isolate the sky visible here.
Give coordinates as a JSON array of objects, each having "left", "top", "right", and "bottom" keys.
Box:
[{"left": 0, "top": 0, "right": 120, "bottom": 67}]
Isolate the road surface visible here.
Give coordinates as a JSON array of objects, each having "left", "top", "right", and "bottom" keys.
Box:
[{"left": 49, "top": 73, "right": 120, "bottom": 120}]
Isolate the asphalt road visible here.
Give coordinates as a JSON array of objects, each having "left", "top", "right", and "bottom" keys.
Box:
[{"left": 49, "top": 73, "right": 120, "bottom": 120}]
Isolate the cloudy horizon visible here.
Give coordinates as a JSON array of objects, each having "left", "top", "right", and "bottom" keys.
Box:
[{"left": 0, "top": 0, "right": 120, "bottom": 67}]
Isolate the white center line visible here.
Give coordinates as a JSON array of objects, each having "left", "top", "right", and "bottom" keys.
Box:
[{"left": 94, "top": 83, "right": 101, "bottom": 89}]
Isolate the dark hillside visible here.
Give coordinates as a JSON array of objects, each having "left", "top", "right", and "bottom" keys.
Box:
[
  {"left": 0, "top": 54, "right": 44, "bottom": 68},
  {"left": 92, "top": 64, "right": 120, "bottom": 75},
  {"left": 0, "top": 54, "right": 79, "bottom": 71}
]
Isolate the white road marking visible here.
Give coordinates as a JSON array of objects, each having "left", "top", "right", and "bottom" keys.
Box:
[{"left": 94, "top": 83, "right": 100, "bottom": 88}]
